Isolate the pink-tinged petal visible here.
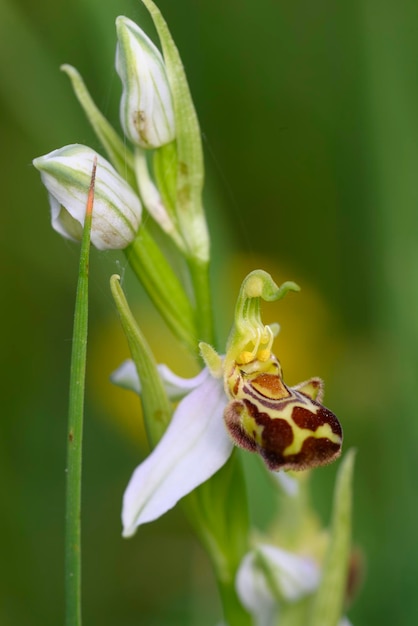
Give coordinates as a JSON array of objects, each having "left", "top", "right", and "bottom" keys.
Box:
[
  {"left": 122, "top": 372, "right": 232, "bottom": 536},
  {"left": 111, "top": 359, "right": 208, "bottom": 400}
]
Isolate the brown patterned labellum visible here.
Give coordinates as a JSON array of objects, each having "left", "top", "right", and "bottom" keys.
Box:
[{"left": 224, "top": 357, "right": 342, "bottom": 471}]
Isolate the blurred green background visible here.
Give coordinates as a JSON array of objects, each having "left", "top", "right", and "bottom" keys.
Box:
[{"left": 1, "top": 0, "right": 418, "bottom": 624}]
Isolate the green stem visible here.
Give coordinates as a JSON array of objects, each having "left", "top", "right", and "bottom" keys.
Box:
[
  {"left": 183, "top": 453, "right": 251, "bottom": 625},
  {"left": 188, "top": 257, "right": 214, "bottom": 345},
  {"left": 64, "top": 162, "right": 95, "bottom": 626},
  {"left": 185, "top": 509, "right": 252, "bottom": 626},
  {"left": 218, "top": 579, "right": 252, "bottom": 626},
  {"left": 125, "top": 224, "right": 198, "bottom": 354}
]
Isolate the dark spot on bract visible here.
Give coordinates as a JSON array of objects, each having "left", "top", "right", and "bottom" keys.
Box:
[
  {"left": 179, "top": 161, "right": 188, "bottom": 176},
  {"left": 178, "top": 184, "right": 190, "bottom": 204}
]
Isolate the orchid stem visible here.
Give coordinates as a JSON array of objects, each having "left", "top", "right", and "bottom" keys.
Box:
[
  {"left": 125, "top": 225, "right": 198, "bottom": 355},
  {"left": 65, "top": 159, "right": 96, "bottom": 626},
  {"left": 189, "top": 257, "right": 214, "bottom": 345}
]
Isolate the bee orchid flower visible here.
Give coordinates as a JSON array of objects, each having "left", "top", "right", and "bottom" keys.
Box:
[{"left": 113, "top": 271, "right": 343, "bottom": 538}]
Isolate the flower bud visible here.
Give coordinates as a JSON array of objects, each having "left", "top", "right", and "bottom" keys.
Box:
[
  {"left": 236, "top": 544, "right": 320, "bottom": 619},
  {"left": 115, "top": 15, "right": 175, "bottom": 148},
  {"left": 33, "top": 144, "right": 142, "bottom": 250}
]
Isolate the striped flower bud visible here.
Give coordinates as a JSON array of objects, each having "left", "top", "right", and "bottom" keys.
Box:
[
  {"left": 115, "top": 15, "right": 175, "bottom": 148},
  {"left": 33, "top": 144, "right": 142, "bottom": 250}
]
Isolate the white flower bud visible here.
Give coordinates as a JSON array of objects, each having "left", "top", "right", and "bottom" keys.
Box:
[
  {"left": 33, "top": 144, "right": 142, "bottom": 250},
  {"left": 236, "top": 544, "right": 320, "bottom": 623},
  {"left": 115, "top": 15, "right": 175, "bottom": 148}
]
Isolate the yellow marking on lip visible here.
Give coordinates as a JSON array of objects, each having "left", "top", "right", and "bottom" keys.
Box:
[
  {"left": 240, "top": 406, "right": 264, "bottom": 446},
  {"left": 283, "top": 421, "right": 342, "bottom": 457}
]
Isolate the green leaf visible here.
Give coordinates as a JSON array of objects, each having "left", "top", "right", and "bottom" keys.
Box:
[
  {"left": 153, "top": 141, "right": 178, "bottom": 225},
  {"left": 133, "top": 146, "right": 186, "bottom": 252},
  {"left": 110, "top": 274, "right": 171, "bottom": 446},
  {"left": 125, "top": 225, "right": 198, "bottom": 354},
  {"left": 65, "top": 159, "right": 96, "bottom": 626},
  {"left": 141, "top": 0, "right": 210, "bottom": 264},
  {"left": 308, "top": 449, "right": 356, "bottom": 626},
  {"left": 140, "top": 1, "right": 214, "bottom": 345},
  {"left": 61, "top": 64, "right": 136, "bottom": 188}
]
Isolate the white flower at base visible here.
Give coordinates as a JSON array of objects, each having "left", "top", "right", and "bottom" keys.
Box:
[
  {"left": 33, "top": 144, "right": 142, "bottom": 250},
  {"left": 115, "top": 15, "right": 175, "bottom": 148},
  {"left": 235, "top": 543, "right": 354, "bottom": 626},
  {"left": 236, "top": 544, "right": 320, "bottom": 626}
]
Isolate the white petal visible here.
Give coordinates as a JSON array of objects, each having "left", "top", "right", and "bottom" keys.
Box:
[
  {"left": 122, "top": 372, "right": 232, "bottom": 536},
  {"left": 111, "top": 359, "right": 209, "bottom": 400},
  {"left": 236, "top": 544, "right": 320, "bottom": 620}
]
